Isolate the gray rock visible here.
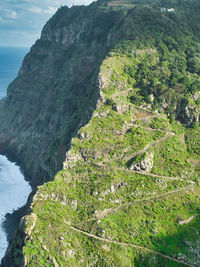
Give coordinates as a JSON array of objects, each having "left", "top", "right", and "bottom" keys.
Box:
[
  {"left": 78, "top": 132, "right": 90, "bottom": 140},
  {"left": 130, "top": 151, "right": 154, "bottom": 172},
  {"left": 63, "top": 149, "right": 83, "bottom": 168},
  {"left": 176, "top": 103, "right": 200, "bottom": 126},
  {"left": 112, "top": 104, "right": 128, "bottom": 113}
]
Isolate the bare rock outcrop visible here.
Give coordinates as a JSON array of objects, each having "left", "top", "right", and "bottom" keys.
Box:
[{"left": 130, "top": 151, "right": 154, "bottom": 172}]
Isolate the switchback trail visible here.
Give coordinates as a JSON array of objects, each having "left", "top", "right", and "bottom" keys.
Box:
[
  {"left": 84, "top": 168, "right": 195, "bottom": 221},
  {"left": 70, "top": 226, "right": 195, "bottom": 267},
  {"left": 72, "top": 108, "right": 197, "bottom": 266},
  {"left": 124, "top": 132, "right": 175, "bottom": 161}
]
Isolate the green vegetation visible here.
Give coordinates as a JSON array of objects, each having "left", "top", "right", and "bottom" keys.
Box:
[
  {"left": 2, "top": 0, "right": 200, "bottom": 266},
  {"left": 104, "top": 38, "right": 200, "bottom": 119},
  {"left": 22, "top": 39, "right": 200, "bottom": 265},
  {"left": 21, "top": 103, "right": 200, "bottom": 266}
]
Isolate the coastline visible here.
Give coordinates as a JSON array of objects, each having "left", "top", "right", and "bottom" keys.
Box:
[
  {"left": 0, "top": 155, "right": 31, "bottom": 263},
  {"left": 2, "top": 205, "right": 27, "bottom": 245}
]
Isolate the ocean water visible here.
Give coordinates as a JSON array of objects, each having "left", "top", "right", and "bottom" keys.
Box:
[
  {"left": 0, "top": 47, "right": 28, "bottom": 99},
  {"left": 0, "top": 47, "right": 31, "bottom": 261}
]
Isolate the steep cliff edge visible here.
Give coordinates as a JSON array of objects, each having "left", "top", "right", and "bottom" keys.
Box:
[
  {"left": 0, "top": 0, "right": 199, "bottom": 186},
  {"left": 0, "top": 2, "right": 125, "bottom": 187},
  {"left": 1, "top": 0, "right": 200, "bottom": 266}
]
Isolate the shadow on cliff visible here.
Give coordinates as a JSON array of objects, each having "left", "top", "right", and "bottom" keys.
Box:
[
  {"left": 2, "top": 206, "right": 27, "bottom": 243},
  {"left": 133, "top": 215, "right": 200, "bottom": 267},
  {"left": 1, "top": 190, "right": 35, "bottom": 243}
]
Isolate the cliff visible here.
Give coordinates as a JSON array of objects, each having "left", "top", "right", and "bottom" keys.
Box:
[
  {"left": 1, "top": 0, "right": 200, "bottom": 266},
  {"left": 0, "top": 2, "right": 125, "bottom": 187},
  {"left": 0, "top": 0, "right": 199, "bottom": 187}
]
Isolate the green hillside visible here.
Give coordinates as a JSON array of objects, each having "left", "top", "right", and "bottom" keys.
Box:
[
  {"left": 1, "top": 0, "right": 200, "bottom": 266},
  {"left": 21, "top": 46, "right": 200, "bottom": 266}
]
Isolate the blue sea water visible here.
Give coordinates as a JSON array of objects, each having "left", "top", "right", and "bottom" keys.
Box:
[
  {"left": 0, "top": 47, "right": 28, "bottom": 99},
  {"left": 0, "top": 47, "right": 31, "bottom": 261}
]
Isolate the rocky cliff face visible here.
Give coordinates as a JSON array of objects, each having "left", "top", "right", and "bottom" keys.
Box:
[
  {"left": 0, "top": 0, "right": 199, "bottom": 187},
  {"left": 0, "top": 3, "right": 124, "bottom": 187},
  {"left": 1, "top": 0, "right": 200, "bottom": 266}
]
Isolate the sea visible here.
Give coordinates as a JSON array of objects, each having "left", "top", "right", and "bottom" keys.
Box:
[{"left": 0, "top": 47, "right": 31, "bottom": 261}]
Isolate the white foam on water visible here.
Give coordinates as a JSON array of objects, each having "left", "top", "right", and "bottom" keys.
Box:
[{"left": 0, "top": 155, "right": 31, "bottom": 261}]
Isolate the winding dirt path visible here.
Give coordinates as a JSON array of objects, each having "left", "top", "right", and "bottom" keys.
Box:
[
  {"left": 128, "top": 170, "right": 195, "bottom": 186},
  {"left": 85, "top": 178, "right": 194, "bottom": 221},
  {"left": 71, "top": 226, "right": 195, "bottom": 267},
  {"left": 72, "top": 108, "right": 196, "bottom": 266},
  {"left": 124, "top": 132, "right": 175, "bottom": 161}
]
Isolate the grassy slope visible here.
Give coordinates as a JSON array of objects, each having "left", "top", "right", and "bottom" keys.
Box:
[
  {"left": 3, "top": 1, "right": 200, "bottom": 265},
  {"left": 21, "top": 45, "right": 200, "bottom": 266}
]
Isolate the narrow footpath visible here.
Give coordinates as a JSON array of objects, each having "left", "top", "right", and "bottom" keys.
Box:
[{"left": 71, "top": 108, "right": 197, "bottom": 266}]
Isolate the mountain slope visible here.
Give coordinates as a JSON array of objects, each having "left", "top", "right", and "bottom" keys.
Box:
[
  {"left": 0, "top": 3, "right": 124, "bottom": 187},
  {"left": 1, "top": 0, "right": 200, "bottom": 266}
]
